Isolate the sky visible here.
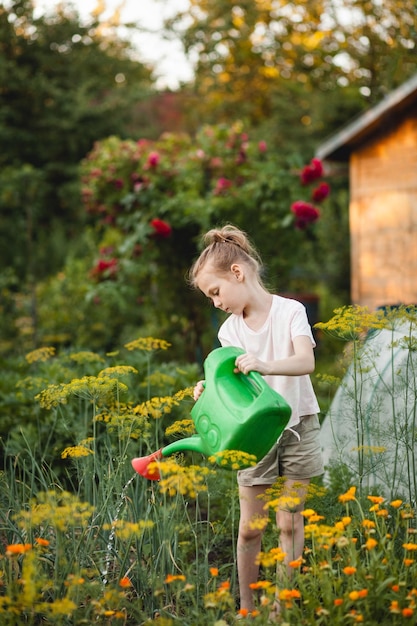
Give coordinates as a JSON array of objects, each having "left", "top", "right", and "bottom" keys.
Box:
[{"left": 34, "top": 0, "right": 193, "bottom": 89}]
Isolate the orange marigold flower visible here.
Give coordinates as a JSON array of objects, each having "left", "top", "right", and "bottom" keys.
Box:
[
  {"left": 367, "top": 495, "right": 385, "bottom": 505},
  {"left": 119, "top": 577, "right": 132, "bottom": 588},
  {"left": 6, "top": 543, "right": 32, "bottom": 556},
  {"left": 362, "top": 519, "right": 376, "bottom": 529},
  {"left": 403, "top": 543, "right": 417, "bottom": 551},
  {"left": 338, "top": 487, "right": 356, "bottom": 503},
  {"left": 251, "top": 610, "right": 260, "bottom": 617},
  {"left": 279, "top": 588, "right": 301, "bottom": 601},
  {"left": 288, "top": 557, "right": 303, "bottom": 568},
  {"left": 365, "top": 538, "right": 378, "bottom": 550},
  {"left": 249, "top": 581, "right": 272, "bottom": 590},
  {"left": 238, "top": 608, "right": 249, "bottom": 617},
  {"left": 390, "top": 600, "right": 400, "bottom": 614},
  {"left": 402, "top": 608, "right": 414, "bottom": 618},
  {"left": 343, "top": 566, "right": 357, "bottom": 575},
  {"left": 404, "top": 559, "right": 415, "bottom": 567},
  {"left": 390, "top": 500, "right": 403, "bottom": 508},
  {"left": 391, "top": 585, "right": 400, "bottom": 592},
  {"left": 209, "top": 567, "right": 219, "bottom": 577},
  {"left": 165, "top": 574, "right": 186, "bottom": 584},
  {"left": 219, "top": 580, "right": 230, "bottom": 590},
  {"left": 35, "top": 537, "right": 50, "bottom": 547}
]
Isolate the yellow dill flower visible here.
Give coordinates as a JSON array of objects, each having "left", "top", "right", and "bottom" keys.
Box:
[
  {"left": 61, "top": 442, "right": 94, "bottom": 459},
  {"left": 36, "top": 375, "right": 125, "bottom": 409},
  {"left": 204, "top": 584, "right": 234, "bottom": 610},
  {"left": 133, "top": 388, "right": 192, "bottom": 420},
  {"left": 109, "top": 519, "right": 154, "bottom": 540},
  {"left": 208, "top": 449, "right": 257, "bottom": 470},
  {"left": 256, "top": 547, "right": 286, "bottom": 567},
  {"left": 314, "top": 305, "right": 386, "bottom": 341},
  {"left": 338, "top": 486, "right": 357, "bottom": 503},
  {"left": 44, "top": 597, "right": 77, "bottom": 616},
  {"left": 262, "top": 478, "right": 321, "bottom": 506},
  {"left": 157, "top": 460, "right": 214, "bottom": 499},
  {"left": 124, "top": 337, "right": 171, "bottom": 352},
  {"left": 96, "top": 403, "right": 150, "bottom": 440},
  {"left": 35, "top": 383, "right": 69, "bottom": 409},
  {"left": 68, "top": 351, "right": 104, "bottom": 364},
  {"left": 141, "top": 371, "right": 175, "bottom": 390},
  {"left": 265, "top": 495, "right": 301, "bottom": 512},
  {"left": 16, "top": 376, "right": 49, "bottom": 392},
  {"left": 98, "top": 365, "right": 138, "bottom": 378},
  {"left": 64, "top": 375, "right": 127, "bottom": 400},
  {"left": 352, "top": 446, "right": 386, "bottom": 455},
  {"left": 16, "top": 490, "right": 94, "bottom": 531},
  {"left": 248, "top": 516, "right": 269, "bottom": 531},
  {"left": 25, "top": 346, "right": 56, "bottom": 364},
  {"left": 315, "top": 373, "right": 341, "bottom": 386},
  {"left": 165, "top": 419, "right": 196, "bottom": 437}
]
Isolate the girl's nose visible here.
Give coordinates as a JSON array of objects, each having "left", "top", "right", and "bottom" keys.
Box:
[{"left": 213, "top": 297, "right": 222, "bottom": 309}]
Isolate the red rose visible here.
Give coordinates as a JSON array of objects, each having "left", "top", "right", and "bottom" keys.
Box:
[
  {"left": 312, "top": 182, "right": 330, "bottom": 202},
  {"left": 147, "top": 151, "right": 160, "bottom": 168},
  {"left": 291, "top": 200, "right": 320, "bottom": 229},
  {"left": 213, "top": 177, "right": 233, "bottom": 195},
  {"left": 150, "top": 218, "right": 172, "bottom": 238},
  {"left": 300, "top": 158, "right": 324, "bottom": 185}
]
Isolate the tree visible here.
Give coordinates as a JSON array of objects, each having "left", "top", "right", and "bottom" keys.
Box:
[
  {"left": 166, "top": 0, "right": 417, "bottom": 146},
  {"left": 0, "top": 0, "right": 154, "bottom": 281}
]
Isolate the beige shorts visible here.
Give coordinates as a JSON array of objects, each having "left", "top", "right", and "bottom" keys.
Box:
[{"left": 237, "top": 414, "right": 324, "bottom": 487}]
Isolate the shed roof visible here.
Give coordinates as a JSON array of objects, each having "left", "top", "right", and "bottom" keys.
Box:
[{"left": 316, "top": 73, "right": 417, "bottom": 162}]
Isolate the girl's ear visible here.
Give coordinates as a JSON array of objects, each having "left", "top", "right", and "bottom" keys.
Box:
[{"left": 230, "top": 263, "right": 244, "bottom": 281}]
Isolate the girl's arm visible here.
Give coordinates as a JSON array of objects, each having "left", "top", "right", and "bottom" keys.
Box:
[{"left": 234, "top": 335, "right": 315, "bottom": 377}]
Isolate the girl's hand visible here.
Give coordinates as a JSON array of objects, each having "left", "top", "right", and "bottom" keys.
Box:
[
  {"left": 193, "top": 380, "right": 205, "bottom": 401},
  {"left": 234, "top": 353, "right": 268, "bottom": 376}
]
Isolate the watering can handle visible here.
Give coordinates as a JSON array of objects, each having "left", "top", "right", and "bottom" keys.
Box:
[{"left": 202, "top": 369, "right": 264, "bottom": 393}]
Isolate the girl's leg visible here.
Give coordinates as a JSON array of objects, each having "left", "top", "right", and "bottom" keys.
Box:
[
  {"left": 276, "top": 477, "right": 309, "bottom": 576},
  {"left": 237, "top": 484, "right": 269, "bottom": 610}
]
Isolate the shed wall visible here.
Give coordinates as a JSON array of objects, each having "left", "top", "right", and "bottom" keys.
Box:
[{"left": 349, "top": 115, "right": 417, "bottom": 309}]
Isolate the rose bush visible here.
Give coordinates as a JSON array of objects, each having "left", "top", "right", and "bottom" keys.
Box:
[{"left": 80, "top": 123, "right": 332, "bottom": 359}]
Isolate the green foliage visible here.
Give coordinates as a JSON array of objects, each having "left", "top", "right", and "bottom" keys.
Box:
[{"left": 0, "top": 0, "right": 154, "bottom": 280}]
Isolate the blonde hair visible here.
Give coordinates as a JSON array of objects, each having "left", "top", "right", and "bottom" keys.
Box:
[{"left": 188, "top": 225, "right": 264, "bottom": 287}]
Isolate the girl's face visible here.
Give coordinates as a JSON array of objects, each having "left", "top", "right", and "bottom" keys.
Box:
[{"left": 196, "top": 262, "right": 247, "bottom": 315}]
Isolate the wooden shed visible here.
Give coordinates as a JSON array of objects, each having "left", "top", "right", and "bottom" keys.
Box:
[{"left": 316, "top": 73, "right": 417, "bottom": 310}]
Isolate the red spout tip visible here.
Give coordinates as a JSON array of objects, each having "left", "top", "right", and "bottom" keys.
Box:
[{"left": 131, "top": 449, "right": 163, "bottom": 480}]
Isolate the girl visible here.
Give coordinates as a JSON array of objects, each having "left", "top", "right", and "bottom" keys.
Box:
[{"left": 189, "top": 224, "right": 323, "bottom": 615}]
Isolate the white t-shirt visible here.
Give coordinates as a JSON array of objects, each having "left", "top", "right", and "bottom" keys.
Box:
[{"left": 218, "top": 294, "right": 320, "bottom": 429}]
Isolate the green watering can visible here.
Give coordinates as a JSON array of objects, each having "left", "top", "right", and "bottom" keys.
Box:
[{"left": 131, "top": 346, "right": 291, "bottom": 480}]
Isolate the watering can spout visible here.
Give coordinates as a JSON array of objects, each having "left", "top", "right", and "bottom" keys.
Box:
[{"left": 161, "top": 436, "right": 205, "bottom": 456}]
